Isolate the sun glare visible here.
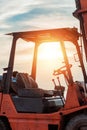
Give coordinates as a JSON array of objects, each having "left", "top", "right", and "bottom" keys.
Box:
[{"left": 38, "top": 42, "right": 63, "bottom": 60}]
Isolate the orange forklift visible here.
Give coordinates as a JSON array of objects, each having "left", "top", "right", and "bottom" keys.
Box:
[{"left": 0, "top": 0, "right": 87, "bottom": 130}]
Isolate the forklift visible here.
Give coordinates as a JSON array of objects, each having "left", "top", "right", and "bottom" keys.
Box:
[
  {"left": 0, "top": 0, "right": 87, "bottom": 129},
  {"left": 0, "top": 27, "right": 86, "bottom": 130}
]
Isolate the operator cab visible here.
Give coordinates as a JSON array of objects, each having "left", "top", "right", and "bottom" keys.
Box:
[{"left": 2, "top": 27, "right": 86, "bottom": 113}]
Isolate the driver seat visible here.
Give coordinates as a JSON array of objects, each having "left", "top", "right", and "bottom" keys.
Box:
[{"left": 11, "top": 72, "right": 54, "bottom": 97}]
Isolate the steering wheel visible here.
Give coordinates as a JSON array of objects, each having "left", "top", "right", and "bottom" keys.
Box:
[{"left": 53, "top": 64, "right": 72, "bottom": 76}]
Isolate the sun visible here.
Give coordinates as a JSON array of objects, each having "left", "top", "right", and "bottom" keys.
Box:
[{"left": 38, "top": 42, "right": 63, "bottom": 60}]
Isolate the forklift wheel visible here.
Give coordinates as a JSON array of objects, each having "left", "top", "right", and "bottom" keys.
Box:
[
  {"left": 65, "top": 114, "right": 87, "bottom": 130},
  {"left": 0, "top": 119, "right": 8, "bottom": 130}
]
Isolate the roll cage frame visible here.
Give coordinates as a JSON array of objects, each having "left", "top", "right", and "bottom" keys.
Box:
[{"left": 3, "top": 27, "right": 87, "bottom": 93}]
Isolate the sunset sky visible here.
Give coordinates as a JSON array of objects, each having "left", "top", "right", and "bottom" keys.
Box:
[
  {"left": 0, "top": 0, "right": 78, "bottom": 34},
  {"left": 0, "top": 0, "right": 82, "bottom": 89}
]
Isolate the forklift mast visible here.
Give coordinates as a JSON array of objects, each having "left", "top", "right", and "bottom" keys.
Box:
[{"left": 74, "top": 0, "right": 87, "bottom": 60}]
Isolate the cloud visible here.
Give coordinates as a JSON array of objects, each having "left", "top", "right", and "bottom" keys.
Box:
[
  {"left": 0, "top": 0, "right": 77, "bottom": 34},
  {"left": 0, "top": 0, "right": 42, "bottom": 20},
  {"left": 0, "top": 0, "right": 43, "bottom": 32}
]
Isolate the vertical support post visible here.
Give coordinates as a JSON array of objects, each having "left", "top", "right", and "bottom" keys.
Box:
[
  {"left": 60, "top": 41, "right": 73, "bottom": 84},
  {"left": 31, "top": 41, "right": 39, "bottom": 80},
  {"left": 4, "top": 36, "right": 17, "bottom": 93},
  {"left": 75, "top": 41, "right": 87, "bottom": 92}
]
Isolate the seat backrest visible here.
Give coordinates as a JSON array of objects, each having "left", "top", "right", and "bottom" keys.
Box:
[{"left": 16, "top": 73, "right": 38, "bottom": 89}]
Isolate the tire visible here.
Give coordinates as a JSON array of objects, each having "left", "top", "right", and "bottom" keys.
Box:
[
  {"left": 0, "top": 119, "right": 7, "bottom": 130},
  {"left": 65, "top": 114, "right": 87, "bottom": 130}
]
